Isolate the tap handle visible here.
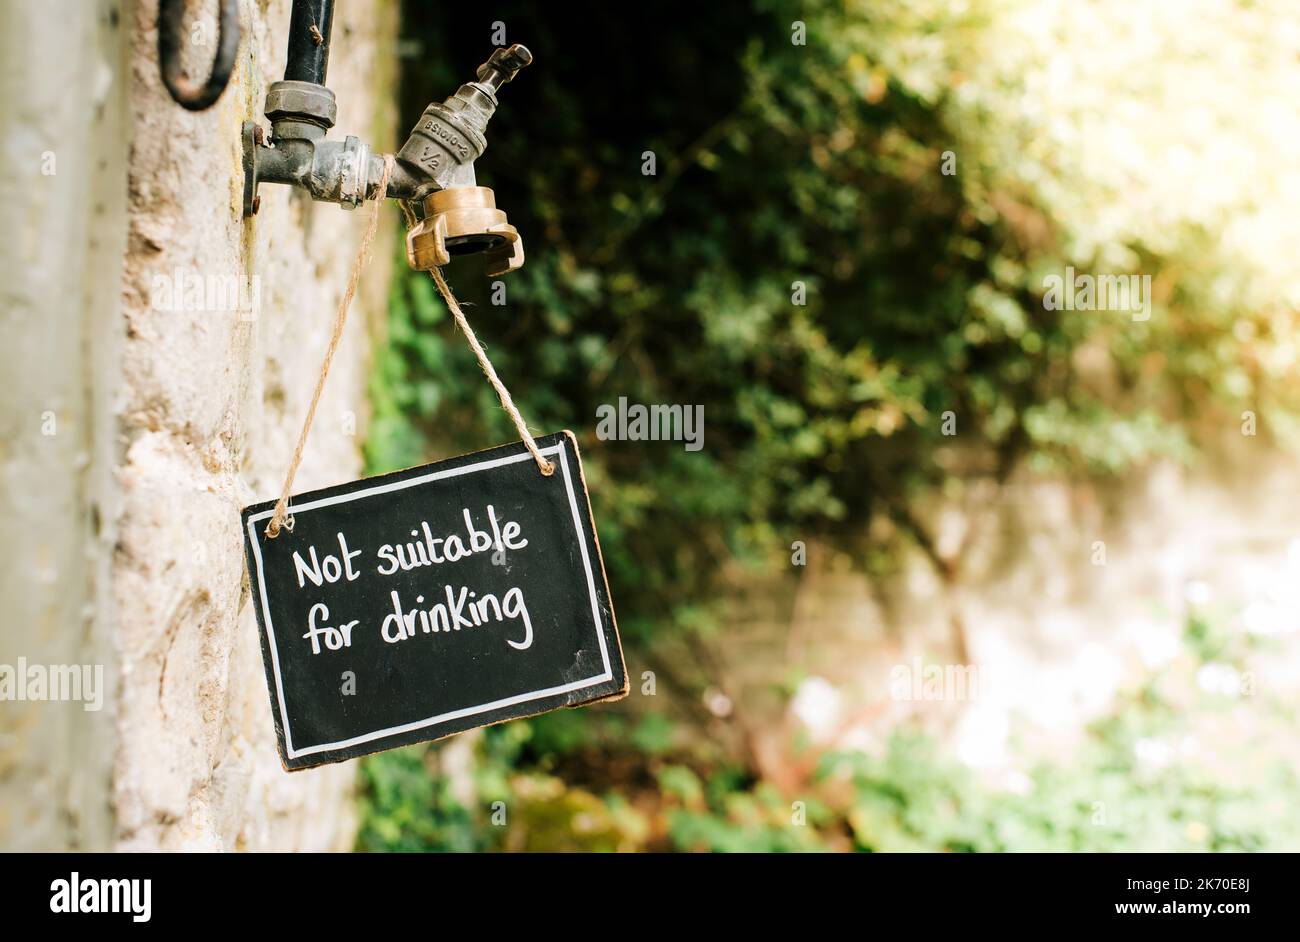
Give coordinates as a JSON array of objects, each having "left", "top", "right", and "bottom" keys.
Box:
[{"left": 476, "top": 44, "right": 533, "bottom": 92}]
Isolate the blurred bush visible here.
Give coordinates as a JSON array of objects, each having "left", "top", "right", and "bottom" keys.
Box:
[
  {"left": 358, "top": 0, "right": 1300, "bottom": 851},
  {"left": 360, "top": 600, "right": 1300, "bottom": 851}
]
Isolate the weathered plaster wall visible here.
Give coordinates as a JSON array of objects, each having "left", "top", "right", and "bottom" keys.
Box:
[
  {"left": 1, "top": 0, "right": 398, "bottom": 851},
  {"left": 0, "top": 0, "right": 125, "bottom": 853}
]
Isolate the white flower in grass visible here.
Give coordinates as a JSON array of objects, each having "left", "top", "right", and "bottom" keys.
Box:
[
  {"left": 1196, "top": 662, "right": 1241, "bottom": 697},
  {"left": 1134, "top": 738, "right": 1173, "bottom": 769},
  {"left": 790, "top": 676, "right": 840, "bottom": 737}
]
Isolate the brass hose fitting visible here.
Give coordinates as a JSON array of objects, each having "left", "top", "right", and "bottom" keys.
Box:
[{"left": 405, "top": 187, "right": 524, "bottom": 277}]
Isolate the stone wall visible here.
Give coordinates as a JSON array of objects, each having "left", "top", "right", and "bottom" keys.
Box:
[
  {"left": 1, "top": 0, "right": 398, "bottom": 851},
  {"left": 712, "top": 439, "right": 1300, "bottom": 780}
]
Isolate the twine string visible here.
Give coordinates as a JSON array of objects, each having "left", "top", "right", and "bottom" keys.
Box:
[
  {"left": 265, "top": 156, "right": 395, "bottom": 539},
  {"left": 398, "top": 196, "right": 552, "bottom": 476},
  {"left": 265, "top": 165, "right": 554, "bottom": 540},
  {"left": 425, "top": 264, "right": 555, "bottom": 477}
]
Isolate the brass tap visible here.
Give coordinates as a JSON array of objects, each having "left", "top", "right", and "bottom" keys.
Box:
[{"left": 243, "top": 31, "right": 533, "bottom": 277}]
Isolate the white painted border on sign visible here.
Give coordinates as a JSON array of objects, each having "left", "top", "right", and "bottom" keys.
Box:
[{"left": 246, "top": 440, "right": 614, "bottom": 760}]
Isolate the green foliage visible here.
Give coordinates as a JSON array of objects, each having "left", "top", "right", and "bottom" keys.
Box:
[
  {"left": 821, "top": 713, "right": 1300, "bottom": 854},
  {"left": 359, "top": 633, "right": 1300, "bottom": 852},
  {"left": 356, "top": 0, "right": 1300, "bottom": 851},
  {"left": 356, "top": 745, "right": 486, "bottom": 852},
  {"left": 659, "top": 766, "right": 829, "bottom": 853},
  {"left": 367, "top": 0, "right": 1298, "bottom": 662}
]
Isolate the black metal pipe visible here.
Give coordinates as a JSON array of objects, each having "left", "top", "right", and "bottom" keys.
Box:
[{"left": 284, "top": 0, "right": 335, "bottom": 85}]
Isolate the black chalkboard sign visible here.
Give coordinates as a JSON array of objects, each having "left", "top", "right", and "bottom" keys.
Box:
[{"left": 241, "top": 431, "right": 627, "bottom": 771}]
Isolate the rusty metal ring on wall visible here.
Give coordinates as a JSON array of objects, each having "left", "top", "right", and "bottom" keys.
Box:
[{"left": 158, "top": 0, "right": 241, "bottom": 111}]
